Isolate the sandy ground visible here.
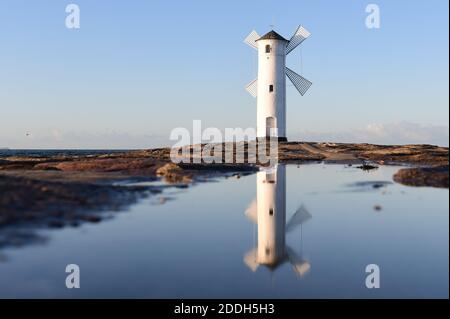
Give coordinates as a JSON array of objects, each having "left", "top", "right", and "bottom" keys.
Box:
[{"left": 297, "top": 143, "right": 360, "bottom": 163}]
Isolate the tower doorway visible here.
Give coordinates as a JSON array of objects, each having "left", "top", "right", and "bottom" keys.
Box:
[{"left": 266, "top": 117, "right": 277, "bottom": 137}]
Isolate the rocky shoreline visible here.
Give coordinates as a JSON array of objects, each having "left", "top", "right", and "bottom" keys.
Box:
[{"left": 0, "top": 142, "right": 448, "bottom": 238}]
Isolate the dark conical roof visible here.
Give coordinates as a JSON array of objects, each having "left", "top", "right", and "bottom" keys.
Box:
[{"left": 256, "top": 30, "right": 288, "bottom": 42}]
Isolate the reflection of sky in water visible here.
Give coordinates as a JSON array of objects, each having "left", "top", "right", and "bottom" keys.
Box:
[{"left": 0, "top": 164, "right": 448, "bottom": 298}]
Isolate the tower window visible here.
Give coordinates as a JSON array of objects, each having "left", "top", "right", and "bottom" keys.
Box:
[
  {"left": 265, "top": 44, "right": 271, "bottom": 53},
  {"left": 269, "top": 208, "right": 274, "bottom": 216},
  {"left": 269, "top": 85, "right": 274, "bottom": 92},
  {"left": 266, "top": 172, "right": 275, "bottom": 183}
]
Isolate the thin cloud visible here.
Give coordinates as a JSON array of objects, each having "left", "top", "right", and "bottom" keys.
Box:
[
  {"left": 1, "top": 131, "right": 171, "bottom": 149},
  {"left": 291, "top": 122, "right": 449, "bottom": 147},
  {"left": 2, "top": 122, "right": 448, "bottom": 149}
]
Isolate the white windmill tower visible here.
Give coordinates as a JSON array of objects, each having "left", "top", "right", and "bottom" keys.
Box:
[
  {"left": 244, "top": 165, "right": 312, "bottom": 276},
  {"left": 244, "top": 26, "right": 312, "bottom": 141}
]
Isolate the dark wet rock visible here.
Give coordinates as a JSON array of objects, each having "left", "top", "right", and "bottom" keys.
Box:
[
  {"left": 356, "top": 163, "right": 379, "bottom": 171},
  {"left": 393, "top": 165, "right": 449, "bottom": 188},
  {"left": 48, "top": 220, "right": 64, "bottom": 228},
  {"left": 0, "top": 175, "right": 147, "bottom": 229},
  {"left": 80, "top": 215, "right": 102, "bottom": 223},
  {"left": 0, "top": 174, "right": 154, "bottom": 252},
  {"left": 0, "top": 230, "right": 48, "bottom": 249}
]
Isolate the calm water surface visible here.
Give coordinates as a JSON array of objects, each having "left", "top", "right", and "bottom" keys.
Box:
[{"left": 0, "top": 164, "right": 448, "bottom": 298}]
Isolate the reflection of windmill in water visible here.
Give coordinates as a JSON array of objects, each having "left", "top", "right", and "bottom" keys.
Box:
[{"left": 244, "top": 165, "right": 312, "bottom": 277}]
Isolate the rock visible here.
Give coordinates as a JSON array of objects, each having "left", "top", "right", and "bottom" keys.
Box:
[
  {"left": 48, "top": 221, "right": 64, "bottom": 228},
  {"left": 156, "top": 163, "right": 192, "bottom": 183},
  {"left": 156, "top": 163, "right": 183, "bottom": 176},
  {"left": 393, "top": 165, "right": 449, "bottom": 188},
  {"left": 81, "top": 215, "right": 102, "bottom": 223},
  {"left": 356, "top": 164, "right": 379, "bottom": 171},
  {"left": 36, "top": 158, "right": 157, "bottom": 173},
  {"left": 0, "top": 174, "right": 144, "bottom": 229}
]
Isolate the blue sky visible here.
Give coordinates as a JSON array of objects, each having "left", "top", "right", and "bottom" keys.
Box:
[{"left": 0, "top": 0, "right": 448, "bottom": 148}]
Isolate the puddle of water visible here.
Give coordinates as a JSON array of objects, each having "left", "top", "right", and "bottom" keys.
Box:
[{"left": 0, "top": 164, "right": 447, "bottom": 298}]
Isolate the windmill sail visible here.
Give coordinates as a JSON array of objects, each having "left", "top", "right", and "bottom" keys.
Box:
[
  {"left": 286, "top": 204, "right": 312, "bottom": 233},
  {"left": 245, "top": 199, "right": 258, "bottom": 223},
  {"left": 286, "top": 246, "right": 311, "bottom": 277},
  {"left": 285, "top": 67, "right": 312, "bottom": 96},
  {"left": 245, "top": 78, "right": 258, "bottom": 98},
  {"left": 244, "top": 249, "right": 259, "bottom": 272},
  {"left": 244, "top": 30, "right": 260, "bottom": 50},
  {"left": 286, "top": 25, "right": 311, "bottom": 55}
]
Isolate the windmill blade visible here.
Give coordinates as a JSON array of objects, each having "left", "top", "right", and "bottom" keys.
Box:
[
  {"left": 245, "top": 199, "right": 258, "bottom": 223},
  {"left": 244, "top": 249, "right": 259, "bottom": 272},
  {"left": 286, "top": 25, "right": 311, "bottom": 55},
  {"left": 245, "top": 78, "right": 258, "bottom": 98},
  {"left": 286, "top": 204, "right": 312, "bottom": 233},
  {"left": 244, "top": 30, "right": 260, "bottom": 50},
  {"left": 285, "top": 67, "right": 312, "bottom": 96},
  {"left": 286, "top": 246, "right": 311, "bottom": 277}
]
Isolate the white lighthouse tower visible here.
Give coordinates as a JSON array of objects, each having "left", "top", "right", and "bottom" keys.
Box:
[
  {"left": 244, "top": 165, "right": 312, "bottom": 276},
  {"left": 244, "top": 26, "right": 312, "bottom": 141}
]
